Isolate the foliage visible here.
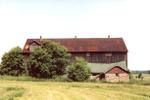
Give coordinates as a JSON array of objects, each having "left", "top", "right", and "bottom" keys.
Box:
[
  {"left": 51, "top": 75, "right": 68, "bottom": 82},
  {"left": 132, "top": 70, "right": 150, "bottom": 74},
  {"left": 0, "top": 47, "right": 25, "bottom": 76},
  {"left": 27, "top": 47, "right": 53, "bottom": 78},
  {"left": 129, "top": 72, "right": 133, "bottom": 80},
  {"left": 41, "top": 40, "right": 70, "bottom": 75},
  {"left": 27, "top": 41, "right": 70, "bottom": 78},
  {"left": 138, "top": 73, "right": 144, "bottom": 79},
  {"left": 67, "top": 57, "right": 91, "bottom": 81}
]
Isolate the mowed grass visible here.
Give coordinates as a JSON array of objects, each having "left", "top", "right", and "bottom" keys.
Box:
[{"left": 0, "top": 76, "right": 150, "bottom": 100}]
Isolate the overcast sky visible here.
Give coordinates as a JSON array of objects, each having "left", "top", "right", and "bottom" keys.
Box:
[{"left": 0, "top": 0, "right": 150, "bottom": 70}]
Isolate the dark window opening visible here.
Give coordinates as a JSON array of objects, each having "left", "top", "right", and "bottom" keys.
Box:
[
  {"left": 99, "top": 73, "right": 105, "bottom": 80},
  {"left": 116, "top": 73, "right": 119, "bottom": 77},
  {"left": 86, "top": 53, "right": 90, "bottom": 57}
]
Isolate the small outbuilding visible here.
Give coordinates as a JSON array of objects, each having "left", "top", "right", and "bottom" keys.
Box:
[{"left": 88, "top": 61, "right": 129, "bottom": 82}]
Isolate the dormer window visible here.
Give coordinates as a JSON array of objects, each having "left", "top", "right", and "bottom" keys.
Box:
[{"left": 30, "top": 42, "right": 39, "bottom": 52}]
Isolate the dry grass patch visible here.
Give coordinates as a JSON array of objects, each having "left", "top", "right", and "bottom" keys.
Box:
[{"left": 0, "top": 76, "right": 150, "bottom": 100}]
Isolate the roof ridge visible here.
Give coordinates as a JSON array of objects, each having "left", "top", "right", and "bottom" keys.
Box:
[
  {"left": 23, "top": 37, "right": 128, "bottom": 53},
  {"left": 27, "top": 37, "right": 123, "bottom": 40}
]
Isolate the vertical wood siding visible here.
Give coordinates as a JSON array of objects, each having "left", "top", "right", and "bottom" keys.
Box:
[{"left": 70, "top": 52, "right": 127, "bottom": 63}]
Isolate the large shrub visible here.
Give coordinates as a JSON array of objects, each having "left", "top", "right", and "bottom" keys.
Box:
[
  {"left": 67, "top": 57, "right": 91, "bottom": 81},
  {"left": 0, "top": 47, "right": 25, "bottom": 76},
  {"left": 41, "top": 41, "right": 70, "bottom": 75},
  {"left": 27, "top": 41, "right": 70, "bottom": 78},
  {"left": 27, "top": 47, "right": 53, "bottom": 78}
]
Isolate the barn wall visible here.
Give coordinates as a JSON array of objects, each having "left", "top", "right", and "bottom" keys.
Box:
[
  {"left": 70, "top": 52, "right": 127, "bottom": 63},
  {"left": 105, "top": 73, "right": 129, "bottom": 82}
]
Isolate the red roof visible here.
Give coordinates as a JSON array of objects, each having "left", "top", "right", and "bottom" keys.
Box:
[{"left": 23, "top": 38, "right": 128, "bottom": 53}]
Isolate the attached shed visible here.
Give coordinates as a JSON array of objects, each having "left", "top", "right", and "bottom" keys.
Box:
[{"left": 88, "top": 61, "right": 129, "bottom": 82}]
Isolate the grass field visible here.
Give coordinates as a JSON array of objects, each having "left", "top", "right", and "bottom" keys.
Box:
[{"left": 0, "top": 75, "right": 150, "bottom": 100}]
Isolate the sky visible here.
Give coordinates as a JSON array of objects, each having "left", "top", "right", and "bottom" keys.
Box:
[{"left": 0, "top": 0, "right": 150, "bottom": 70}]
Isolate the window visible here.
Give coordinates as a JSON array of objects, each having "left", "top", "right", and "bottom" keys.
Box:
[
  {"left": 116, "top": 73, "right": 119, "bottom": 77},
  {"left": 30, "top": 43, "right": 39, "bottom": 52},
  {"left": 30, "top": 46, "right": 38, "bottom": 52},
  {"left": 86, "top": 53, "right": 90, "bottom": 57},
  {"left": 105, "top": 53, "right": 112, "bottom": 57}
]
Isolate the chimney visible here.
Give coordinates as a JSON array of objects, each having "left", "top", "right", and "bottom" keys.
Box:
[
  {"left": 74, "top": 35, "right": 77, "bottom": 39},
  {"left": 40, "top": 36, "right": 42, "bottom": 42},
  {"left": 108, "top": 35, "right": 110, "bottom": 38}
]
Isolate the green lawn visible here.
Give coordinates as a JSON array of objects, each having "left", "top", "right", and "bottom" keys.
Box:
[{"left": 0, "top": 76, "right": 150, "bottom": 100}]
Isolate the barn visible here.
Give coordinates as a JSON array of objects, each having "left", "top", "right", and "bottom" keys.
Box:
[{"left": 22, "top": 36, "right": 129, "bottom": 82}]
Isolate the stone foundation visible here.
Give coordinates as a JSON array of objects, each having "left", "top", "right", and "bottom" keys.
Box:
[{"left": 105, "top": 73, "right": 129, "bottom": 82}]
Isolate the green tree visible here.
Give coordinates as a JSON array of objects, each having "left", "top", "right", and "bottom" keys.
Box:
[
  {"left": 67, "top": 57, "right": 91, "bottom": 81},
  {"left": 27, "top": 41, "right": 70, "bottom": 78},
  {"left": 27, "top": 47, "right": 53, "bottom": 78},
  {"left": 0, "top": 47, "right": 25, "bottom": 76},
  {"left": 138, "top": 73, "right": 144, "bottom": 80},
  {"left": 41, "top": 41, "right": 70, "bottom": 75}
]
